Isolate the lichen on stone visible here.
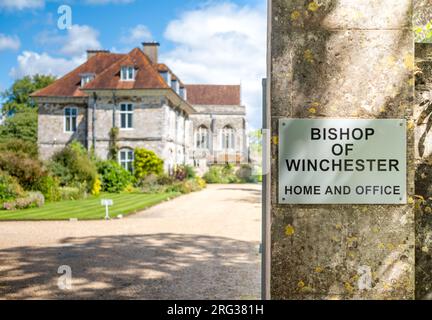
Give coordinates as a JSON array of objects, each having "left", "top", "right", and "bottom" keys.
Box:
[
  {"left": 307, "top": 1, "right": 319, "bottom": 12},
  {"left": 285, "top": 224, "right": 295, "bottom": 236}
]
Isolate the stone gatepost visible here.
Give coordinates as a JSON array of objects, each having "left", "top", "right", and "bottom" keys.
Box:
[{"left": 268, "top": 0, "right": 415, "bottom": 299}]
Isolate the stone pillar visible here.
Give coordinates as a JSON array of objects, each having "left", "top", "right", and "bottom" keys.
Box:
[
  {"left": 269, "top": 0, "right": 415, "bottom": 299},
  {"left": 414, "top": 43, "right": 432, "bottom": 300}
]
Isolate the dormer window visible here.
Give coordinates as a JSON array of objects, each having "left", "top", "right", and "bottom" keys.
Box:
[
  {"left": 121, "top": 66, "right": 135, "bottom": 81},
  {"left": 179, "top": 87, "right": 187, "bottom": 100},
  {"left": 159, "top": 71, "right": 171, "bottom": 84},
  {"left": 171, "top": 79, "right": 179, "bottom": 94},
  {"left": 80, "top": 73, "right": 95, "bottom": 87}
]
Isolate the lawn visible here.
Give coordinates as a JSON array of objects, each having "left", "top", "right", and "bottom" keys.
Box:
[{"left": 0, "top": 192, "right": 179, "bottom": 221}]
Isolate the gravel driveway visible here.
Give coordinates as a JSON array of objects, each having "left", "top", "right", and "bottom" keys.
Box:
[{"left": 0, "top": 184, "right": 261, "bottom": 300}]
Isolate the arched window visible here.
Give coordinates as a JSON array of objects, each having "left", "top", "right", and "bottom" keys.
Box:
[
  {"left": 118, "top": 148, "right": 134, "bottom": 172},
  {"left": 196, "top": 125, "right": 209, "bottom": 149},
  {"left": 221, "top": 126, "right": 235, "bottom": 150}
]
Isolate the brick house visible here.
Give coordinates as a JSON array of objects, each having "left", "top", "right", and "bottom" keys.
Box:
[{"left": 31, "top": 43, "right": 248, "bottom": 173}]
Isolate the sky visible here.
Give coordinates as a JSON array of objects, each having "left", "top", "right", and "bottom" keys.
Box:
[{"left": 0, "top": 0, "right": 267, "bottom": 128}]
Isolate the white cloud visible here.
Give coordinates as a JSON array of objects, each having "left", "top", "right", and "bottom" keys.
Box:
[
  {"left": 161, "top": 2, "right": 267, "bottom": 129},
  {"left": 61, "top": 25, "right": 101, "bottom": 56},
  {"left": 9, "top": 51, "right": 85, "bottom": 79},
  {"left": 120, "top": 24, "right": 152, "bottom": 44},
  {"left": 0, "top": 0, "right": 44, "bottom": 10},
  {"left": 0, "top": 34, "right": 20, "bottom": 51},
  {"left": 10, "top": 24, "right": 101, "bottom": 81},
  {"left": 34, "top": 24, "right": 101, "bottom": 56}
]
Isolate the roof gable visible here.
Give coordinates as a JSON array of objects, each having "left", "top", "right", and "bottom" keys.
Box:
[
  {"left": 185, "top": 85, "right": 241, "bottom": 105},
  {"left": 83, "top": 48, "right": 168, "bottom": 90},
  {"left": 31, "top": 52, "right": 125, "bottom": 97}
]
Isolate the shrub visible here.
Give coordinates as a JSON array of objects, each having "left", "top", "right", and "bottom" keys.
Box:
[
  {"left": 35, "top": 175, "right": 61, "bottom": 202},
  {"left": 0, "top": 151, "right": 46, "bottom": 190},
  {"left": 174, "top": 166, "right": 188, "bottom": 181},
  {"left": 59, "top": 186, "right": 86, "bottom": 201},
  {"left": 50, "top": 141, "right": 97, "bottom": 190},
  {"left": 0, "top": 170, "right": 24, "bottom": 202},
  {"left": 195, "top": 176, "right": 207, "bottom": 189},
  {"left": 203, "top": 165, "right": 240, "bottom": 184},
  {"left": 174, "top": 165, "right": 196, "bottom": 181},
  {"left": 0, "top": 138, "right": 38, "bottom": 159},
  {"left": 137, "top": 174, "right": 165, "bottom": 193},
  {"left": 236, "top": 164, "right": 259, "bottom": 183},
  {"left": 222, "top": 163, "right": 235, "bottom": 175},
  {"left": 124, "top": 184, "right": 140, "bottom": 193},
  {"left": 203, "top": 166, "right": 224, "bottom": 184},
  {"left": 97, "top": 160, "right": 132, "bottom": 193},
  {"left": 185, "top": 165, "right": 197, "bottom": 179},
  {"left": 165, "top": 178, "right": 206, "bottom": 194},
  {"left": 179, "top": 180, "right": 193, "bottom": 194},
  {"left": 134, "top": 148, "right": 164, "bottom": 180},
  {"left": 137, "top": 171, "right": 206, "bottom": 195},
  {"left": 91, "top": 177, "right": 102, "bottom": 196},
  {"left": 3, "top": 192, "right": 44, "bottom": 210},
  {"left": 156, "top": 174, "right": 175, "bottom": 185}
]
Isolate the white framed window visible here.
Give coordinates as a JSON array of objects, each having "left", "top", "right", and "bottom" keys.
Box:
[
  {"left": 196, "top": 125, "right": 209, "bottom": 149},
  {"left": 160, "top": 71, "right": 171, "bottom": 84},
  {"left": 80, "top": 74, "right": 95, "bottom": 87},
  {"left": 121, "top": 66, "right": 135, "bottom": 81},
  {"left": 64, "top": 107, "right": 78, "bottom": 133},
  {"left": 120, "top": 103, "right": 133, "bottom": 129},
  {"left": 119, "top": 149, "right": 134, "bottom": 172},
  {"left": 221, "top": 126, "right": 235, "bottom": 150},
  {"left": 179, "top": 87, "right": 187, "bottom": 100},
  {"left": 171, "top": 79, "right": 179, "bottom": 94}
]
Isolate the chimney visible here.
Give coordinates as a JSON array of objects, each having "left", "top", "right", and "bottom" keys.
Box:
[
  {"left": 87, "top": 49, "right": 110, "bottom": 60},
  {"left": 142, "top": 42, "right": 160, "bottom": 64}
]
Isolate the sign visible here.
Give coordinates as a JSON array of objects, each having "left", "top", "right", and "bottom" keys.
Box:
[
  {"left": 278, "top": 119, "right": 406, "bottom": 204},
  {"left": 101, "top": 199, "right": 113, "bottom": 206},
  {"left": 101, "top": 199, "right": 113, "bottom": 220}
]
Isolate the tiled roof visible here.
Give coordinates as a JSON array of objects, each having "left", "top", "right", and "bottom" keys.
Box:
[
  {"left": 157, "top": 63, "right": 184, "bottom": 86},
  {"left": 185, "top": 85, "right": 241, "bottom": 105},
  {"left": 31, "top": 52, "right": 125, "bottom": 97},
  {"left": 31, "top": 48, "right": 239, "bottom": 108},
  {"left": 83, "top": 48, "right": 168, "bottom": 90},
  {"left": 31, "top": 48, "right": 170, "bottom": 97}
]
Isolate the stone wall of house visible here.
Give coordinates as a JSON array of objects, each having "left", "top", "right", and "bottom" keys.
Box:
[
  {"left": 37, "top": 94, "right": 248, "bottom": 172},
  {"left": 190, "top": 104, "right": 248, "bottom": 165},
  {"left": 160, "top": 104, "right": 190, "bottom": 172},
  {"left": 270, "top": 0, "right": 414, "bottom": 299},
  {"left": 89, "top": 95, "right": 190, "bottom": 171},
  {"left": 38, "top": 101, "right": 88, "bottom": 160},
  {"left": 38, "top": 93, "right": 192, "bottom": 173}
]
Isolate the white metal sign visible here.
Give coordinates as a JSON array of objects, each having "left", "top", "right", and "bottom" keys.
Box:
[
  {"left": 101, "top": 199, "right": 113, "bottom": 219},
  {"left": 278, "top": 119, "right": 407, "bottom": 204}
]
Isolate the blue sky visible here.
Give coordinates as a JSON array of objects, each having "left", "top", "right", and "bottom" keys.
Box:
[{"left": 0, "top": 0, "right": 266, "bottom": 128}]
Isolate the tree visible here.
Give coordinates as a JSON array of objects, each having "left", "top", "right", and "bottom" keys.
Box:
[
  {"left": 0, "top": 74, "right": 56, "bottom": 143},
  {"left": 0, "top": 109, "right": 38, "bottom": 143},
  {"left": 1, "top": 74, "right": 56, "bottom": 114}
]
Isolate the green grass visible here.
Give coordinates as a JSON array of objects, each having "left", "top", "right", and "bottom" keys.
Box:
[{"left": 0, "top": 192, "right": 179, "bottom": 221}]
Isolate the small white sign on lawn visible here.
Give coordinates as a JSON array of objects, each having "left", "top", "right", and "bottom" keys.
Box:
[{"left": 101, "top": 199, "right": 113, "bottom": 220}]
